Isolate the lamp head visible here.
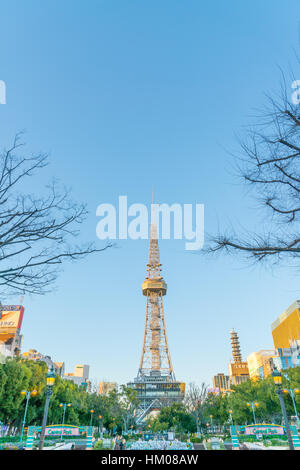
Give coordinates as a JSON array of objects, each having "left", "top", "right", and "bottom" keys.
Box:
[
  {"left": 272, "top": 367, "right": 282, "bottom": 386},
  {"left": 46, "top": 367, "right": 56, "bottom": 387}
]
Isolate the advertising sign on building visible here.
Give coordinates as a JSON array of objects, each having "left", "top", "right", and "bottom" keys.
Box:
[{"left": 0, "top": 306, "right": 24, "bottom": 338}]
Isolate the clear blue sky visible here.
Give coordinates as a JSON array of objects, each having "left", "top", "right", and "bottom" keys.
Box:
[{"left": 0, "top": 0, "right": 300, "bottom": 388}]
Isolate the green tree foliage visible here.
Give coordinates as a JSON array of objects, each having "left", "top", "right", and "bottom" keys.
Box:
[
  {"left": 148, "top": 403, "right": 196, "bottom": 433},
  {"left": 204, "top": 393, "right": 230, "bottom": 426},
  {"left": 0, "top": 358, "right": 138, "bottom": 434},
  {"left": 1, "top": 358, "right": 300, "bottom": 436},
  {"left": 0, "top": 358, "right": 41, "bottom": 430},
  {"left": 226, "top": 378, "right": 281, "bottom": 425},
  {"left": 203, "top": 370, "right": 300, "bottom": 426}
]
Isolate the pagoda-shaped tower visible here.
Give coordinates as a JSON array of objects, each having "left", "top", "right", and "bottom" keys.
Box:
[
  {"left": 230, "top": 329, "right": 242, "bottom": 363},
  {"left": 128, "top": 205, "right": 185, "bottom": 421},
  {"left": 228, "top": 329, "right": 249, "bottom": 386}
]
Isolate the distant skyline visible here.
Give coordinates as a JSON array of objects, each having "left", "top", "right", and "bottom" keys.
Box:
[{"left": 1, "top": 1, "right": 300, "bottom": 387}]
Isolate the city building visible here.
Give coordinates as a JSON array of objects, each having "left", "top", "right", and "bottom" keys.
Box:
[
  {"left": 272, "top": 300, "right": 300, "bottom": 349},
  {"left": 247, "top": 346, "right": 300, "bottom": 379},
  {"left": 54, "top": 362, "right": 65, "bottom": 377},
  {"left": 0, "top": 304, "right": 24, "bottom": 359},
  {"left": 207, "top": 387, "right": 222, "bottom": 395},
  {"left": 127, "top": 213, "right": 185, "bottom": 421},
  {"left": 247, "top": 350, "right": 276, "bottom": 380},
  {"left": 63, "top": 364, "right": 91, "bottom": 391},
  {"left": 290, "top": 339, "right": 300, "bottom": 367},
  {"left": 212, "top": 373, "right": 231, "bottom": 393},
  {"left": 21, "top": 349, "right": 65, "bottom": 376},
  {"left": 98, "top": 381, "right": 117, "bottom": 395},
  {"left": 228, "top": 329, "right": 250, "bottom": 385},
  {"left": 244, "top": 302, "right": 300, "bottom": 380},
  {"left": 272, "top": 347, "right": 300, "bottom": 371},
  {"left": 269, "top": 301, "right": 300, "bottom": 372}
]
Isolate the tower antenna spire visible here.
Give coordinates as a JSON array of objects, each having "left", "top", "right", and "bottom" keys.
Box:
[{"left": 150, "top": 189, "right": 157, "bottom": 235}]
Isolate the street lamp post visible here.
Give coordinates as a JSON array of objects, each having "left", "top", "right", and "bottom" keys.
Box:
[
  {"left": 38, "top": 367, "right": 56, "bottom": 451},
  {"left": 228, "top": 409, "right": 233, "bottom": 424},
  {"left": 209, "top": 415, "right": 213, "bottom": 432},
  {"left": 20, "top": 390, "right": 37, "bottom": 442},
  {"left": 59, "top": 403, "right": 71, "bottom": 441},
  {"left": 272, "top": 367, "right": 294, "bottom": 451},
  {"left": 90, "top": 409, "right": 95, "bottom": 427},
  {"left": 112, "top": 418, "right": 117, "bottom": 436},
  {"left": 283, "top": 389, "right": 300, "bottom": 431},
  {"left": 98, "top": 415, "right": 103, "bottom": 438},
  {"left": 246, "top": 402, "right": 259, "bottom": 425}
]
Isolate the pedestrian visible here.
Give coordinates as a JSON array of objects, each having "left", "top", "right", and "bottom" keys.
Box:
[
  {"left": 117, "top": 435, "right": 123, "bottom": 450},
  {"left": 114, "top": 435, "right": 120, "bottom": 450},
  {"left": 119, "top": 438, "right": 126, "bottom": 450}
]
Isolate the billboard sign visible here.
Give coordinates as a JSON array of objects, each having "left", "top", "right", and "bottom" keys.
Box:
[
  {"left": 244, "top": 424, "right": 284, "bottom": 436},
  {"left": 45, "top": 425, "right": 83, "bottom": 437},
  {"left": 0, "top": 306, "right": 24, "bottom": 338}
]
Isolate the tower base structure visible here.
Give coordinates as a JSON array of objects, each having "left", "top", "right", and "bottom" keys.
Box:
[{"left": 128, "top": 371, "right": 185, "bottom": 423}]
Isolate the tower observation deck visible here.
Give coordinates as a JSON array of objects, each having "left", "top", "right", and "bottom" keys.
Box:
[{"left": 127, "top": 213, "right": 185, "bottom": 422}]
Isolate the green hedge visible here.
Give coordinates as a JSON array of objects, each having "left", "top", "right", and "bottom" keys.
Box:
[
  {"left": 0, "top": 436, "right": 25, "bottom": 443},
  {"left": 190, "top": 437, "right": 203, "bottom": 443}
]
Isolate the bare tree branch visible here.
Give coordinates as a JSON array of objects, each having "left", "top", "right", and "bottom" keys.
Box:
[
  {"left": 0, "top": 134, "right": 112, "bottom": 296},
  {"left": 185, "top": 382, "right": 208, "bottom": 434},
  {"left": 207, "top": 64, "right": 300, "bottom": 266}
]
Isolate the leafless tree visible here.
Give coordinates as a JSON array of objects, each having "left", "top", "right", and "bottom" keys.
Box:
[
  {"left": 118, "top": 385, "right": 140, "bottom": 433},
  {"left": 208, "top": 68, "right": 300, "bottom": 266},
  {"left": 185, "top": 382, "right": 208, "bottom": 435},
  {"left": 0, "top": 134, "right": 112, "bottom": 296}
]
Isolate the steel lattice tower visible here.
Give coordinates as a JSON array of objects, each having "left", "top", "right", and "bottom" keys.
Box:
[
  {"left": 138, "top": 221, "right": 175, "bottom": 380},
  {"left": 127, "top": 204, "right": 185, "bottom": 422}
]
